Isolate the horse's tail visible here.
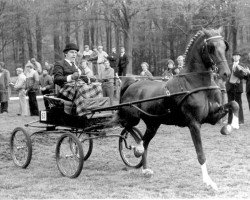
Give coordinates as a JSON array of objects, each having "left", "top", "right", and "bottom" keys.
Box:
[{"left": 106, "top": 77, "right": 137, "bottom": 127}]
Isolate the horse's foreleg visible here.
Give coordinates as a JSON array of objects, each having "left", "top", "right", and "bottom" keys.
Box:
[
  {"left": 189, "top": 122, "right": 218, "bottom": 191},
  {"left": 141, "top": 123, "right": 160, "bottom": 177},
  {"left": 219, "top": 100, "right": 239, "bottom": 134}
]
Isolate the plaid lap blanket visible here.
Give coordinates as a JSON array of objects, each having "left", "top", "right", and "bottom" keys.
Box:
[{"left": 59, "top": 80, "right": 103, "bottom": 116}]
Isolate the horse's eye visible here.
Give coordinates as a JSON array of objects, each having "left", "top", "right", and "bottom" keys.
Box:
[{"left": 207, "top": 45, "right": 215, "bottom": 54}]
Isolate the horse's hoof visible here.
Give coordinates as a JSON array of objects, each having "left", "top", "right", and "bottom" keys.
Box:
[
  {"left": 220, "top": 124, "right": 232, "bottom": 135},
  {"left": 142, "top": 169, "right": 154, "bottom": 177},
  {"left": 204, "top": 181, "right": 218, "bottom": 191}
]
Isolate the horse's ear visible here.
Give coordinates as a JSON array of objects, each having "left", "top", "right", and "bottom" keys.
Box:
[{"left": 218, "top": 27, "right": 223, "bottom": 34}]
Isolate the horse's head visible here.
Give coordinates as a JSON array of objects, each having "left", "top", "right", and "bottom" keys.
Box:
[{"left": 201, "top": 27, "right": 231, "bottom": 81}]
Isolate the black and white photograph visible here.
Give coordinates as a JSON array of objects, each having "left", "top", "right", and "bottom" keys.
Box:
[{"left": 0, "top": 0, "right": 249, "bottom": 199}]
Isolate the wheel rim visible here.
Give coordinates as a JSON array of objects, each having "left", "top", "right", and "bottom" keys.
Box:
[
  {"left": 119, "top": 128, "right": 143, "bottom": 168},
  {"left": 56, "top": 134, "right": 83, "bottom": 178},
  {"left": 11, "top": 129, "right": 31, "bottom": 168}
]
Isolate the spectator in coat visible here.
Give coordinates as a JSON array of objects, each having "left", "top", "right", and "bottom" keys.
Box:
[
  {"left": 0, "top": 62, "right": 10, "bottom": 114},
  {"left": 40, "top": 69, "right": 54, "bottom": 109},
  {"left": 118, "top": 47, "right": 129, "bottom": 76},
  {"left": 25, "top": 61, "right": 40, "bottom": 116},
  {"left": 31, "top": 58, "right": 42, "bottom": 75},
  {"left": 107, "top": 47, "right": 119, "bottom": 74},
  {"left": 226, "top": 51, "right": 249, "bottom": 125},
  {"left": 12, "top": 68, "right": 28, "bottom": 116},
  {"left": 244, "top": 52, "right": 250, "bottom": 110},
  {"left": 140, "top": 62, "right": 153, "bottom": 79}
]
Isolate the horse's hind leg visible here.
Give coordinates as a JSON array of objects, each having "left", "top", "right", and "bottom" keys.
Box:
[
  {"left": 140, "top": 123, "right": 160, "bottom": 177},
  {"left": 189, "top": 121, "right": 218, "bottom": 191}
]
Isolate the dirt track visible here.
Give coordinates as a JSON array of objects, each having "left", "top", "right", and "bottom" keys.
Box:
[{"left": 0, "top": 98, "right": 249, "bottom": 199}]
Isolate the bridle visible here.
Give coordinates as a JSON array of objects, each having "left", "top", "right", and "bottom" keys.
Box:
[{"left": 202, "top": 35, "right": 229, "bottom": 71}]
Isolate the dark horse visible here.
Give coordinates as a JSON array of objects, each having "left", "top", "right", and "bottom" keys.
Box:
[{"left": 115, "top": 27, "right": 239, "bottom": 190}]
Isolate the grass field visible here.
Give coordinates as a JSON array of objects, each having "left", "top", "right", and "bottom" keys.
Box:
[{"left": 0, "top": 95, "right": 249, "bottom": 199}]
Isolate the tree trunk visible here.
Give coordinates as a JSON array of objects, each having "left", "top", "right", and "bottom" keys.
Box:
[
  {"left": 64, "top": 0, "right": 70, "bottom": 44},
  {"left": 124, "top": 26, "right": 133, "bottom": 74},
  {"left": 90, "top": 22, "right": 95, "bottom": 47},
  {"left": 53, "top": 22, "right": 61, "bottom": 61},
  {"left": 84, "top": 22, "right": 89, "bottom": 45},
  {"left": 36, "top": 15, "right": 42, "bottom": 64},
  {"left": 26, "top": 17, "right": 34, "bottom": 59}
]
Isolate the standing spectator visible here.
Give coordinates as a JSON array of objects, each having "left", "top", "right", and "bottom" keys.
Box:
[
  {"left": 40, "top": 69, "right": 54, "bottom": 110},
  {"left": 31, "top": 58, "right": 42, "bottom": 75},
  {"left": 175, "top": 55, "right": 184, "bottom": 74},
  {"left": 100, "top": 60, "right": 114, "bottom": 106},
  {"left": 140, "top": 62, "right": 153, "bottom": 79},
  {"left": 244, "top": 52, "right": 250, "bottom": 110},
  {"left": 44, "top": 61, "right": 54, "bottom": 76},
  {"left": 162, "top": 59, "right": 175, "bottom": 80},
  {"left": 118, "top": 47, "right": 129, "bottom": 76},
  {"left": 226, "top": 51, "right": 248, "bottom": 125},
  {"left": 88, "top": 46, "right": 98, "bottom": 76},
  {"left": 107, "top": 47, "right": 119, "bottom": 73},
  {"left": 83, "top": 45, "right": 93, "bottom": 72},
  {"left": 0, "top": 62, "right": 10, "bottom": 114},
  {"left": 107, "top": 47, "right": 119, "bottom": 98},
  {"left": 97, "top": 45, "right": 108, "bottom": 79},
  {"left": 12, "top": 68, "right": 28, "bottom": 116},
  {"left": 25, "top": 61, "right": 40, "bottom": 116}
]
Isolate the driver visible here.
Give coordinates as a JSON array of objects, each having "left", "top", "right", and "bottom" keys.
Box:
[{"left": 53, "top": 43, "right": 88, "bottom": 99}]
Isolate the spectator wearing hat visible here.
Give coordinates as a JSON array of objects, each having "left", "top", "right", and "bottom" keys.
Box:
[
  {"left": 12, "top": 68, "right": 28, "bottom": 116},
  {"left": 226, "top": 51, "right": 248, "bottom": 124},
  {"left": 0, "top": 62, "right": 10, "bottom": 114},
  {"left": 25, "top": 61, "right": 40, "bottom": 116},
  {"left": 162, "top": 59, "right": 175, "bottom": 80},
  {"left": 140, "top": 62, "right": 153, "bottom": 79}
]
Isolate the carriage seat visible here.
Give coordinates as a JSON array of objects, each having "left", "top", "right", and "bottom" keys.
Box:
[{"left": 43, "top": 95, "right": 110, "bottom": 115}]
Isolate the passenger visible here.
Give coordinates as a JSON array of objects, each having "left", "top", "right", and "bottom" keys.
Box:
[
  {"left": 79, "top": 58, "right": 97, "bottom": 83},
  {"left": 162, "top": 59, "right": 175, "bottom": 80},
  {"left": 140, "top": 62, "right": 153, "bottom": 79}
]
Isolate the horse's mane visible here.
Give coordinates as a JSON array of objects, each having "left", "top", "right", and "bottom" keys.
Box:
[
  {"left": 183, "top": 30, "right": 203, "bottom": 63},
  {"left": 183, "top": 28, "right": 222, "bottom": 66}
]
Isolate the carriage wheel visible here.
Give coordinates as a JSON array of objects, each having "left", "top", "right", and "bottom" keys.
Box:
[
  {"left": 55, "top": 132, "right": 84, "bottom": 178},
  {"left": 78, "top": 133, "right": 93, "bottom": 161},
  {"left": 10, "top": 127, "right": 32, "bottom": 168},
  {"left": 119, "top": 127, "right": 143, "bottom": 168}
]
